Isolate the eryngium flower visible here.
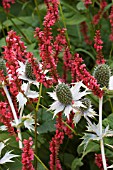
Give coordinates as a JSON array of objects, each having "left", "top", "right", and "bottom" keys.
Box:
[
  {"left": 80, "top": 98, "right": 91, "bottom": 113},
  {"left": 48, "top": 81, "right": 90, "bottom": 119},
  {"left": 56, "top": 83, "right": 72, "bottom": 105},
  {"left": 25, "top": 60, "right": 36, "bottom": 80},
  {"left": 93, "top": 64, "right": 111, "bottom": 88},
  {"left": 73, "top": 98, "right": 96, "bottom": 124}
]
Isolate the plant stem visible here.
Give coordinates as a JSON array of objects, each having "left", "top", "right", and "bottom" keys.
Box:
[
  {"left": 99, "top": 96, "right": 107, "bottom": 170},
  {"left": 3, "top": 85, "right": 23, "bottom": 148},
  {"left": 59, "top": 1, "right": 70, "bottom": 48},
  {"left": 34, "top": 154, "right": 49, "bottom": 170},
  {"left": 34, "top": 83, "right": 42, "bottom": 169},
  {"left": 34, "top": 0, "right": 42, "bottom": 28}
]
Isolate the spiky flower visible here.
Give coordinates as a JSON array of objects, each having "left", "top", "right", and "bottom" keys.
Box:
[
  {"left": 56, "top": 83, "right": 72, "bottom": 105},
  {"left": 0, "top": 58, "right": 7, "bottom": 76},
  {"left": 73, "top": 98, "right": 96, "bottom": 124},
  {"left": 17, "top": 61, "right": 39, "bottom": 86},
  {"left": 25, "top": 60, "right": 36, "bottom": 81},
  {"left": 48, "top": 81, "right": 90, "bottom": 119},
  {"left": 80, "top": 98, "right": 91, "bottom": 113},
  {"left": 93, "top": 64, "right": 111, "bottom": 88}
]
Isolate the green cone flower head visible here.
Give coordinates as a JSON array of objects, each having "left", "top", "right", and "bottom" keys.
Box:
[
  {"left": 93, "top": 64, "right": 111, "bottom": 88},
  {"left": 80, "top": 98, "right": 91, "bottom": 113},
  {"left": 56, "top": 83, "right": 72, "bottom": 105},
  {"left": 0, "top": 58, "right": 7, "bottom": 76},
  {"left": 25, "top": 60, "right": 36, "bottom": 80}
]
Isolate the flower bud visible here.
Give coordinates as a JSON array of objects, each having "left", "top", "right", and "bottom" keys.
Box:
[
  {"left": 56, "top": 83, "right": 72, "bottom": 105},
  {"left": 93, "top": 64, "right": 111, "bottom": 88},
  {"left": 80, "top": 98, "right": 91, "bottom": 112},
  {"left": 25, "top": 60, "right": 36, "bottom": 80}
]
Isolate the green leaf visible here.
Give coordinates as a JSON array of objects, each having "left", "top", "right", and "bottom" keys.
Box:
[
  {"left": 71, "top": 158, "right": 83, "bottom": 170},
  {"left": 76, "top": 2, "right": 86, "bottom": 11},
  {"left": 77, "top": 141, "right": 100, "bottom": 158},
  {"left": 60, "top": 153, "right": 75, "bottom": 168},
  {"left": 65, "top": 14, "right": 86, "bottom": 25},
  {"left": 0, "top": 38, "right": 6, "bottom": 48},
  {"left": 103, "top": 113, "right": 113, "bottom": 129},
  {"left": 37, "top": 109, "right": 56, "bottom": 134},
  {"left": 37, "top": 119, "right": 56, "bottom": 134},
  {"left": 75, "top": 48, "right": 95, "bottom": 60},
  {"left": 0, "top": 16, "right": 37, "bottom": 30}
]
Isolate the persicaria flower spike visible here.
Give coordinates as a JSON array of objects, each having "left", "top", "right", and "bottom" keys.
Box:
[
  {"left": 2, "top": 0, "right": 15, "bottom": 12},
  {"left": 109, "top": 6, "right": 113, "bottom": 41},
  {"left": 83, "top": 0, "right": 92, "bottom": 8},
  {"left": 73, "top": 53, "right": 103, "bottom": 98},
  {"left": 22, "top": 137, "right": 34, "bottom": 170},
  {"left": 92, "top": 0, "right": 107, "bottom": 25},
  {"left": 94, "top": 30, "right": 106, "bottom": 64}
]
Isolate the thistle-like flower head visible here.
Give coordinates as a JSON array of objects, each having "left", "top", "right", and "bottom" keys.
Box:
[
  {"left": 25, "top": 60, "right": 36, "bottom": 81},
  {"left": 48, "top": 81, "right": 90, "bottom": 119},
  {"left": 17, "top": 60, "right": 39, "bottom": 86},
  {"left": 80, "top": 98, "right": 91, "bottom": 113},
  {"left": 93, "top": 64, "right": 111, "bottom": 88},
  {"left": 56, "top": 83, "right": 72, "bottom": 105}
]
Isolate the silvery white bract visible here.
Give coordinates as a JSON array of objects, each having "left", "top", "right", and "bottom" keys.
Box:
[
  {"left": 22, "top": 114, "right": 37, "bottom": 132},
  {"left": 48, "top": 81, "right": 90, "bottom": 119},
  {"left": 109, "top": 76, "right": 113, "bottom": 90},
  {"left": 80, "top": 123, "right": 113, "bottom": 151},
  {"left": 0, "top": 125, "right": 7, "bottom": 131},
  {"left": 16, "top": 82, "right": 39, "bottom": 110},
  {"left": 0, "top": 139, "right": 19, "bottom": 164},
  {"left": 11, "top": 114, "right": 36, "bottom": 132},
  {"left": 17, "top": 61, "right": 39, "bottom": 86},
  {"left": 73, "top": 105, "right": 96, "bottom": 125}
]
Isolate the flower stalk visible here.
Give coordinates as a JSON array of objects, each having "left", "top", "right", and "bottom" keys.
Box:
[
  {"left": 34, "top": 83, "right": 42, "bottom": 169},
  {"left": 99, "top": 96, "right": 107, "bottom": 170},
  {"left": 3, "top": 85, "right": 23, "bottom": 148}
]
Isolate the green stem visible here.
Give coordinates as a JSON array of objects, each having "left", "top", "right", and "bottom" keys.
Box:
[
  {"left": 34, "top": 154, "right": 49, "bottom": 170},
  {"left": 59, "top": 1, "right": 70, "bottom": 48},
  {"left": 34, "top": 83, "right": 42, "bottom": 169},
  {"left": 34, "top": 0, "right": 42, "bottom": 28},
  {"left": 8, "top": 17, "right": 32, "bottom": 44},
  {"left": 99, "top": 97, "right": 107, "bottom": 170},
  {"left": 108, "top": 97, "right": 113, "bottom": 113}
]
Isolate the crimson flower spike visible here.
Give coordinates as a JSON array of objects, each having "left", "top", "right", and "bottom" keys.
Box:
[
  {"left": 94, "top": 30, "right": 106, "bottom": 65},
  {"left": 73, "top": 53, "right": 103, "bottom": 98}
]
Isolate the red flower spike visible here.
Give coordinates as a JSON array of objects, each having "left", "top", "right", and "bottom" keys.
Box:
[
  {"left": 83, "top": 0, "right": 92, "bottom": 8},
  {"left": 2, "top": 0, "right": 15, "bottom": 12},
  {"left": 49, "top": 113, "right": 64, "bottom": 170},
  {"left": 72, "top": 53, "right": 103, "bottom": 98},
  {"left": 80, "top": 22, "right": 92, "bottom": 45},
  {"left": 0, "top": 102, "right": 15, "bottom": 136},
  {"left": 22, "top": 137, "right": 34, "bottom": 170},
  {"left": 94, "top": 30, "right": 106, "bottom": 64},
  {"left": 92, "top": 0, "right": 107, "bottom": 25}
]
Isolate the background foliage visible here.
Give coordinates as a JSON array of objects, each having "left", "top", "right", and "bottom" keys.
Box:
[{"left": 0, "top": 0, "right": 113, "bottom": 170}]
